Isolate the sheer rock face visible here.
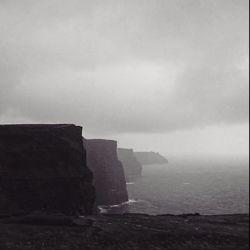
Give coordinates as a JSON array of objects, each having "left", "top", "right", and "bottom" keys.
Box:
[
  {"left": 0, "top": 124, "right": 95, "bottom": 217},
  {"left": 134, "top": 152, "right": 168, "bottom": 165},
  {"left": 83, "top": 139, "right": 128, "bottom": 206},
  {"left": 117, "top": 149, "right": 143, "bottom": 182}
]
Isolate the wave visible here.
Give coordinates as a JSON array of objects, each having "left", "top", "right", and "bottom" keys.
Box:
[
  {"left": 98, "top": 199, "right": 146, "bottom": 214},
  {"left": 98, "top": 207, "right": 110, "bottom": 214},
  {"left": 122, "top": 199, "right": 139, "bottom": 205}
]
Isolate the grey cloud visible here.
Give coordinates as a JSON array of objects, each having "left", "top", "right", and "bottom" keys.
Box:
[
  {"left": 0, "top": 0, "right": 249, "bottom": 134},
  {"left": 172, "top": 66, "right": 249, "bottom": 126}
]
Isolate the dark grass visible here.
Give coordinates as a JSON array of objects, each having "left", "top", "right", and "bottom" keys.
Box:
[{"left": 0, "top": 214, "right": 249, "bottom": 250}]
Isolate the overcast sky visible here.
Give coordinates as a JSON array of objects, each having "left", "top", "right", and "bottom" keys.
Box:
[{"left": 0, "top": 0, "right": 249, "bottom": 156}]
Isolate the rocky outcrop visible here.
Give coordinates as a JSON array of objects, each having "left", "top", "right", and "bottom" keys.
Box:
[
  {"left": 134, "top": 152, "right": 168, "bottom": 165},
  {"left": 83, "top": 139, "right": 128, "bottom": 206},
  {"left": 117, "top": 148, "right": 143, "bottom": 182},
  {"left": 0, "top": 124, "right": 95, "bottom": 217}
]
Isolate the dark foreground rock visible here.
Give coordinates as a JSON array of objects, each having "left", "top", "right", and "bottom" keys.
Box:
[
  {"left": 0, "top": 214, "right": 248, "bottom": 250},
  {"left": 117, "top": 148, "right": 143, "bottom": 182},
  {"left": 0, "top": 124, "right": 95, "bottom": 217},
  {"left": 84, "top": 139, "right": 128, "bottom": 206},
  {"left": 134, "top": 152, "right": 168, "bottom": 165}
]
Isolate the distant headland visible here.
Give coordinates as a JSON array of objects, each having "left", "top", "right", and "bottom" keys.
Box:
[{"left": 134, "top": 151, "right": 168, "bottom": 165}]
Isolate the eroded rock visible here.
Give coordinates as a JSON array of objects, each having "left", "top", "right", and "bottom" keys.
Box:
[{"left": 84, "top": 139, "right": 128, "bottom": 206}]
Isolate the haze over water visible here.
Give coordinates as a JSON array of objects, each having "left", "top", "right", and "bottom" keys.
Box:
[{"left": 103, "top": 155, "right": 249, "bottom": 215}]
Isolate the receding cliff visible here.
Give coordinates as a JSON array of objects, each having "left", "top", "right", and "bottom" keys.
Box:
[
  {"left": 134, "top": 152, "right": 168, "bottom": 165},
  {"left": 83, "top": 139, "right": 128, "bottom": 206},
  {"left": 0, "top": 124, "right": 95, "bottom": 217},
  {"left": 117, "top": 148, "right": 143, "bottom": 182}
]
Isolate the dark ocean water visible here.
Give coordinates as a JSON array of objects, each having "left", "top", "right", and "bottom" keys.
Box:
[{"left": 100, "top": 156, "right": 249, "bottom": 215}]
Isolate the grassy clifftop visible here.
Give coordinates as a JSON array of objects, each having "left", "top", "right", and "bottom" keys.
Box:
[{"left": 0, "top": 213, "right": 249, "bottom": 250}]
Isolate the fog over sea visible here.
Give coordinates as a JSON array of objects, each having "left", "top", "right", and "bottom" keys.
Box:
[{"left": 100, "top": 156, "right": 249, "bottom": 215}]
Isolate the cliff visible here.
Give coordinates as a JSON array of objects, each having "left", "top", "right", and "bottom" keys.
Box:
[
  {"left": 134, "top": 152, "right": 168, "bottom": 165},
  {"left": 117, "top": 148, "right": 143, "bottom": 182},
  {"left": 0, "top": 124, "right": 95, "bottom": 217},
  {"left": 83, "top": 139, "right": 128, "bottom": 206}
]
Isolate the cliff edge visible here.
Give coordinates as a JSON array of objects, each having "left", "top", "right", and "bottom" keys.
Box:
[
  {"left": 84, "top": 139, "right": 128, "bottom": 206},
  {"left": 0, "top": 124, "right": 95, "bottom": 217},
  {"left": 117, "top": 148, "right": 143, "bottom": 182}
]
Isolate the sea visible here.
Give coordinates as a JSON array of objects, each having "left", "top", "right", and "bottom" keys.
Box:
[{"left": 100, "top": 156, "right": 249, "bottom": 215}]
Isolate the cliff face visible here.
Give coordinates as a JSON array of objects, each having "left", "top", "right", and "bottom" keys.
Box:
[
  {"left": 0, "top": 124, "right": 95, "bottom": 217},
  {"left": 83, "top": 139, "right": 128, "bottom": 206},
  {"left": 134, "top": 152, "right": 168, "bottom": 165},
  {"left": 117, "top": 148, "right": 143, "bottom": 182}
]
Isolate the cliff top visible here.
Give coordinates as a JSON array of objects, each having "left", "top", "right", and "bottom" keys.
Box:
[
  {"left": 85, "top": 139, "right": 117, "bottom": 145},
  {"left": 118, "top": 148, "right": 134, "bottom": 152},
  {"left": 0, "top": 123, "right": 83, "bottom": 142},
  {"left": 0, "top": 124, "right": 77, "bottom": 127},
  {"left": 0, "top": 214, "right": 248, "bottom": 250},
  {"left": 0, "top": 124, "right": 81, "bottom": 130}
]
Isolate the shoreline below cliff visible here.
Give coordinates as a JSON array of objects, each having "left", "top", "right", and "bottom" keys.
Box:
[{"left": 96, "top": 160, "right": 249, "bottom": 216}]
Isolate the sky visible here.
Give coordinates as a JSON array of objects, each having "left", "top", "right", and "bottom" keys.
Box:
[{"left": 0, "top": 0, "right": 249, "bottom": 157}]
